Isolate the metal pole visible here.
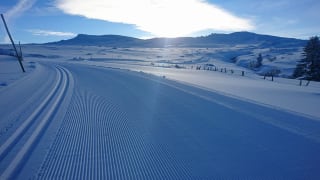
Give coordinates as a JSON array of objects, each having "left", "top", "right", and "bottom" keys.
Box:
[
  {"left": 1, "top": 14, "right": 25, "bottom": 72},
  {"left": 19, "top": 41, "right": 23, "bottom": 59}
]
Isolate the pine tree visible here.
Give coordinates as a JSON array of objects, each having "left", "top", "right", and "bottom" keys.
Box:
[
  {"left": 294, "top": 36, "right": 320, "bottom": 81},
  {"left": 293, "top": 61, "right": 307, "bottom": 78},
  {"left": 305, "top": 36, "right": 320, "bottom": 80},
  {"left": 256, "top": 53, "right": 263, "bottom": 68}
]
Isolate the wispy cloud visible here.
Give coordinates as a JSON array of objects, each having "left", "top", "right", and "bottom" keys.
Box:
[
  {"left": 1, "top": 0, "right": 37, "bottom": 43},
  {"left": 28, "top": 29, "right": 76, "bottom": 37},
  {"left": 4, "top": 0, "right": 37, "bottom": 21},
  {"left": 55, "top": 0, "right": 254, "bottom": 37}
]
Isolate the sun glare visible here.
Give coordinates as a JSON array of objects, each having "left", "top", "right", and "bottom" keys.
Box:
[{"left": 56, "top": 0, "right": 254, "bottom": 37}]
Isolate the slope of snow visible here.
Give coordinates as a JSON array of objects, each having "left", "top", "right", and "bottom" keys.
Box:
[
  {"left": 3, "top": 44, "right": 316, "bottom": 118},
  {"left": 1, "top": 44, "right": 320, "bottom": 179},
  {"left": 0, "top": 55, "right": 35, "bottom": 88},
  {"left": 2, "top": 43, "right": 303, "bottom": 77},
  {"left": 76, "top": 60, "right": 320, "bottom": 120},
  {"left": 235, "top": 47, "right": 303, "bottom": 77}
]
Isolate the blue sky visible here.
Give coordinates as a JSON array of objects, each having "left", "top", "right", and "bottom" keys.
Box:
[{"left": 0, "top": 0, "right": 320, "bottom": 43}]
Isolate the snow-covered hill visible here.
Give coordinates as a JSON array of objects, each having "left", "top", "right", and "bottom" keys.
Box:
[
  {"left": 48, "top": 32, "right": 306, "bottom": 48},
  {"left": 0, "top": 47, "right": 302, "bottom": 78},
  {"left": 42, "top": 32, "right": 307, "bottom": 77}
]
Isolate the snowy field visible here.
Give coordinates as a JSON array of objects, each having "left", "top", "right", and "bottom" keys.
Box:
[
  {"left": 4, "top": 44, "right": 317, "bottom": 119},
  {"left": 0, "top": 45, "right": 320, "bottom": 179}
]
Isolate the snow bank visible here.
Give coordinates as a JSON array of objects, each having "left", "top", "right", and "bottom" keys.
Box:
[
  {"left": 77, "top": 61, "right": 320, "bottom": 120},
  {"left": 0, "top": 55, "right": 36, "bottom": 89}
]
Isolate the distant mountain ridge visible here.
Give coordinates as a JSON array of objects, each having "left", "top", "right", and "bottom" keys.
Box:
[
  {"left": 47, "top": 32, "right": 307, "bottom": 48},
  {"left": 52, "top": 34, "right": 142, "bottom": 46}
]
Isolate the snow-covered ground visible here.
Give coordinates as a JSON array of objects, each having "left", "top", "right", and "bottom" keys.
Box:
[
  {"left": 1, "top": 43, "right": 303, "bottom": 77},
  {"left": 1, "top": 45, "right": 320, "bottom": 179},
  {"left": 0, "top": 55, "right": 36, "bottom": 88},
  {"left": 77, "top": 60, "right": 320, "bottom": 120},
  {"left": 10, "top": 44, "right": 313, "bottom": 119}
]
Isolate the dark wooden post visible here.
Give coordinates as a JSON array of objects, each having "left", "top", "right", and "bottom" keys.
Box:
[
  {"left": 306, "top": 80, "right": 310, "bottom": 86},
  {"left": 1, "top": 14, "right": 25, "bottom": 72},
  {"left": 19, "top": 41, "right": 23, "bottom": 59}
]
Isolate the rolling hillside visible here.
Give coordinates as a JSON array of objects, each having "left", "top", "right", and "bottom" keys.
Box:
[{"left": 48, "top": 32, "right": 306, "bottom": 48}]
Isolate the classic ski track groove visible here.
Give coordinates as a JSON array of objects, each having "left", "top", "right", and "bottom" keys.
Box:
[
  {"left": 0, "top": 66, "right": 71, "bottom": 179},
  {"left": 0, "top": 67, "right": 60, "bottom": 161},
  {"left": 37, "top": 90, "right": 192, "bottom": 179}
]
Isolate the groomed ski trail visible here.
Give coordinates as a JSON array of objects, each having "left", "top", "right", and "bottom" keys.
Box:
[
  {"left": 35, "top": 64, "right": 320, "bottom": 180},
  {"left": 0, "top": 66, "right": 73, "bottom": 179},
  {"left": 37, "top": 90, "right": 192, "bottom": 179}
]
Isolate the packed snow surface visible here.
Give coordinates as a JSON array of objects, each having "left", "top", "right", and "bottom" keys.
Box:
[{"left": 0, "top": 44, "right": 320, "bottom": 179}]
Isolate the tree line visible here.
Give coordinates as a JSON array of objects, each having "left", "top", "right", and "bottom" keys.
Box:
[{"left": 294, "top": 36, "right": 320, "bottom": 81}]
